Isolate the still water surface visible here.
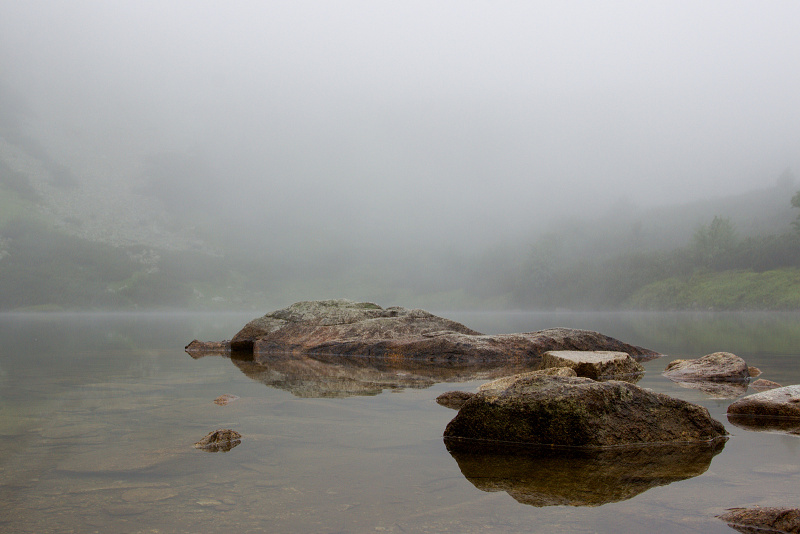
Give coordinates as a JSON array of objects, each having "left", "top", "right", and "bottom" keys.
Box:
[{"left": 1, "top": 311, "right": 799, "bottom": 533}]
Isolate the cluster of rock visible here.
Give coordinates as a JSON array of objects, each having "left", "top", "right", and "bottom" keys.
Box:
[{"left": 188, "top": 299, "right": 800, "bottom": 524}]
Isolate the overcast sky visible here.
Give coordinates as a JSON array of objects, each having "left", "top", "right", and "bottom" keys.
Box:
[{"left": 1, "top": 1, "right": 799, "bottom": 246}]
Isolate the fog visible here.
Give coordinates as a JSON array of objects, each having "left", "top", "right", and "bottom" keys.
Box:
[{"left": 2, "top": 2, "right": 800, "bottom": 308}]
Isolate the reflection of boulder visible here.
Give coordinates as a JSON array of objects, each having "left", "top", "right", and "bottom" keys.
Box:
[
  {"left": 445, "top": 440, "right": 725, "bottom": 507},
  {"left": 229, "top": 352, "right": 541, "bottom": 398},
  {"left": 187, "top": 299, "right": 660, "bottom": 362},
  {"left": 718, "top": 507, "right": 800, "bottom": 533},
  {"left": 444, "top": 375, "right": 728, "bottom": 447},
  {"left": 670, "top": 380, "right": 749, "bottom": 399},
  {"left": 727, "top": 414, "right": 800, "bottom": 436}
]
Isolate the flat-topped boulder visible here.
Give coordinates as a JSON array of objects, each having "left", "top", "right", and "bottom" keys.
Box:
[
  {"left": 186, "top": 299, "right": 660, "bottom": 363},
  {"left": 663, "top": 352, "right": 750, "bottom": 382},
  {"left": 436, "top": 367, "right": 578, "bottom": 410},
  {"left": 540, "top": 350, "right": 644, "bottom": 380},
  {"left": 444, "top": 375, "right": 727, "bottom": 449}
]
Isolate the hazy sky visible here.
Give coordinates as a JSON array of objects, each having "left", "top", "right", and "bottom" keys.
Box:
[{"left": 2, "top": 1, "right": 799, "bottom": 246}]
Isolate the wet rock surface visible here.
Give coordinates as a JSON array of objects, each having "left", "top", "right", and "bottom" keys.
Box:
[
  {"left": 663, "top": 352, "right": 750, "bottom": 382},
  {"left": 447, "top": 440, "right": 725, "bottom": 507},
  {"left": 194, "top": 429, "right": 242, "bottom": 452},
  {"left": 539, "top": 350, "right": 644, "bottom": 380},
  {"left": 718, "top": 507, "right": 800, "bottom": 533},
  {"left": 187, "top": 299, "right": 660, "bottom": 362},
  {"left": 444, "top": 375, "right": 727, "bottom": 448}
]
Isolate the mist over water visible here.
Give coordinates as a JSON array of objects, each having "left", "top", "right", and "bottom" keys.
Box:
[{"left": 1, "top": 2, "right": 800, "bottom": 310}]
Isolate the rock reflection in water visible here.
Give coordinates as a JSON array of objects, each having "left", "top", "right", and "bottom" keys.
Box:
[
  {"left": 727, "top": 414, "right": 800, "bottom": 436},
  {"left": 220, "top": 352, "right": 543, "bottom": 398},
  {"left": 444, "top": 438, "right": 726, "bottom": 507},
  {"left": 668, "top": 379, "right": 749, "bottom": 399}
]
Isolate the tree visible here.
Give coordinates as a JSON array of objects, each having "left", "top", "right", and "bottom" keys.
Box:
[
  {"left": 692, "top": 216, "right": 737, "bottom": 269},
  {"left": 791, "top": 190, "right": 800, "bottom": 234}
]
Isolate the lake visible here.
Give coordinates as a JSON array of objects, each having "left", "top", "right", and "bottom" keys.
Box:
[{"left": 1, "top": 310, "right": 799, "bottom": 533}]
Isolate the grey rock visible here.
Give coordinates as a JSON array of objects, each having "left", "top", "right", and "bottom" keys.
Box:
[{"left": 663, "top": 352, "right": 750, "bottom": 382}]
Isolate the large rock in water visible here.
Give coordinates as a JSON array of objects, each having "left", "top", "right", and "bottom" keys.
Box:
[
  {"left": 726, "top": 385, "right": 800, "bottom": 436},
  {"left": 663, "top": 352, "right": 750, "bottom": 382},
  {"left": 443, "top": 375, "right": 727, "bottom": 448},
  {"left": 186, "top": 299, "right": 659, "bottom": 362},
  {"left": 727, "top": 385, "right": 800, "bottom": 418}
]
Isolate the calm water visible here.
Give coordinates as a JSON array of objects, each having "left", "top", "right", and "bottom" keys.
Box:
[{"left": 1, "top": 310, "right": 799, "bottom": 533}]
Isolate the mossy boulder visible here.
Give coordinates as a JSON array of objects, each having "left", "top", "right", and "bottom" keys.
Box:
[{"left": 443, "top": 375, "right": 727, "bottom": 449}]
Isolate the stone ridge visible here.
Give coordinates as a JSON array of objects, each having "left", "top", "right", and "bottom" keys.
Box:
[{"left": 188, "top": 299, "right": 661, "bottom": 362}]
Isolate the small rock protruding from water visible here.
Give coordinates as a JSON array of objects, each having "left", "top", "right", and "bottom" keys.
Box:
[
  {"left": 194, "top": 429, "right": 242, "bottom": 452},
  {"left": 717, "top": 506, "right": 800, "bottom": 533},
  {"left": 727, "top": 385, "right": 800, "bottom": 418}
]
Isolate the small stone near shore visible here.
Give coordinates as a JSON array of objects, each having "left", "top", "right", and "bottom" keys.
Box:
[
  {"left": 727, "top": 385, "right": 800, "bottom": 418},
  {"left": 663, "top": 352, "right": 750, "bottom": 382},
  {"left": 718, "top": 507, "right": 800, "bottom": 534},
  {"left": 194, "top": 429, "right": 242, "bottom": 452},
  {"left": 540, "top": 350, "right": 644, "bottom": 380}
]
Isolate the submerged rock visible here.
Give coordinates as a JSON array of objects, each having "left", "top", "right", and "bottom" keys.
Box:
[
  {"left": 188, "top": 299, "right": 659, "bottom": 363},
  {"left": 213, "top": 394, "right": 240, "bottom": 406},
  {"left": 194, "top": 429, "right": 242, "bottom": 452},
  {"left": 663, "top": 352, "right": 750, "bottom": 382},
  {"left": 443, "top": 375, "right": 727, "bottom": 448},
  {"left": 447, "top": 440, "right": 724, "bottom": 507},
  {"left": 539, "top": 350, "right": 644, "bottom": 380},
  {"left": 718, "top": 507, "right": 800, "bottom": 534}
]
